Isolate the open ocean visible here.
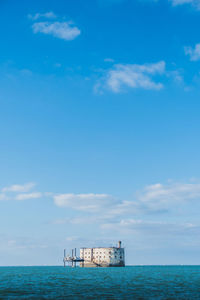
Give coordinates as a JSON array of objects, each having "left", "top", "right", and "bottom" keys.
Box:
[{"left": 0, "top": 266, "right": 200, "bottom": 299}]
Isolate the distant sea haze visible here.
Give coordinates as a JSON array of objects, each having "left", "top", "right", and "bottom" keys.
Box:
[{"left": 0, "top": 266, "right": 200, "bottom": 298}]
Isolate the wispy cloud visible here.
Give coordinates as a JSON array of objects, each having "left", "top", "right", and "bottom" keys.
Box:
[
  {"left": 137, "top": 181, "right": 200, "bottom": 212},
  {"left": 53, "top": 193, "right": 117, "bottom": 212},
  {"left": 53, "top": 180, "right": 200, "bottom": 217},
  {"left": 95, "top": 61, "right": 166, "bottom": 93},
  {"left": 104, "top": 58, "right": 115, "bottom": 63},
  {"left": 2, "top": 179, "right": 200, "bottom": 264},
  {"left": 101, "top": 219, "right": 199, "bottom": 236},
  {"left": 15, "top": 192, "right": 42, "bottom": 201},
  {"left": 32, "top": 21, "right": 81, "bottom": 41},
  {"left": 0, "top": 235, "right": 48, "bottom": 251},
  {"left": 2, "top": 179, "right": 200, "bottom": 215},
  {"left": 185, "top": 43, "right": 200, "bottom": 61},
  {"left": 0, "top": 183, "right": 43, "bottom": 201},
  {"left": 2, "top": 182, "right": 36, "bottom": 193},
  {"left": 28, "top": 11, "right": 57, "bottom": 21},
  {"left": 101, "top": 0, "right": 200, "bottom": 10},
  {"left": 0, "top": 194, "right": 8, "bottom": 201},
  {"left": 170, "top": 0, "right": 200, "bottom": 9},
  {"left": 29, "top": 11, "right": 80, "bottom": 41},
  {"left": 167, "top": 70, "right": 183, "bottom": 85}
]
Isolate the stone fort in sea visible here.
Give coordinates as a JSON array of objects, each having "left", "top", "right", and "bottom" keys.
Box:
[{"left": 63, "top": 241, "right": 125, "bottom": 267}]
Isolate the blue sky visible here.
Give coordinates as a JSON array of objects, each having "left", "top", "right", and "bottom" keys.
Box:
[{"left": 1, "top": 0, "right": 200, "bottom": 265}]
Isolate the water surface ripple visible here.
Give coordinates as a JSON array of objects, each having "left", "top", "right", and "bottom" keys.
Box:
[{"left": 0, "top": 266, "right": 200, "bottom": 299}]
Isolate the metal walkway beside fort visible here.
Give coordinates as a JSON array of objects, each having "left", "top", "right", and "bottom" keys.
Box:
[{"left": 63, "top": 248, "right": 84, "bottom": 267}]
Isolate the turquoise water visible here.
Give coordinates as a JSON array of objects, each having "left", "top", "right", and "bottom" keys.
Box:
[{"left": 0, "top": 266, "right": 200, "bottom": 299}]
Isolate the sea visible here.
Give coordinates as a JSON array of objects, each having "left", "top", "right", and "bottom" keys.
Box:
[{"left": 0, "top": 266, "right": 200, "bottom": 299}]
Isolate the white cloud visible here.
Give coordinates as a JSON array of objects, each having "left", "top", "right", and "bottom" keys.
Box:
[
  {"left": 53, "top": 180, "right": 200, "bottom": 217},
  {"left": 101, "top": 218, "right": 199, "bottom": 235},
  {"left": 137, "top": 181, "right": 200, "bottom": 211},
  {"left": 53, "top": 193, "right": 117, "bottom": 212},
  {"left": 2, "top": 182, "right": 36, "bottom": 193},
  {"left": 0, "top": 183, "right": 43, "bottom": 201},
  {"left": 2, "top": 179, "right": 200, "bottom": 216},
  {"left": 96, "top": 61, "right": 165, "bottom": 93},
  {"left": 15, "top": 192, "right": 42, "bottom": 201},
  {"left": 108, "top": 200, "right": 140, "bottom": 216},
  {"left": 185, "top": 43, "right": 200, "bottom": 61},
  {"left": 28, "top": 11, "right": 57, "bottom": 21},
  {"left": 32, "top": 21, "right": 81, "bottom": 41}
]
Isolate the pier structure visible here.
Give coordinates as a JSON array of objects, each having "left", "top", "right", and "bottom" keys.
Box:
[{"left": 63, "top": 248, "right": 84, "bottom": 267}]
